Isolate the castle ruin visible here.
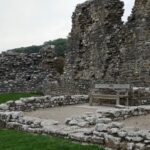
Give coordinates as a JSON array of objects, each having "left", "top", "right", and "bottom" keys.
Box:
[
  {"left": 0, "top": 0, "right": 150, "bottom": 98},
  {"left": 65, "top": 0, "right": 150, "bottom": 87}
]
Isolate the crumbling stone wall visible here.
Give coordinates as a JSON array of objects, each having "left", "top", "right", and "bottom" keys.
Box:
[
  {"left": 120, "top": 0, "right": 150, "bottom": 86},
  {"left": 0, "top": 45, "right": 59, "bottom": 93},
  {"left": 65, "top": 0, "right": 150, "bottom": 87},
  {"left": 1, "top": 0, "right": 149, "bottom": 95},
  {"left": 66, "top": 0, "right": 124, "bottom": 81}
]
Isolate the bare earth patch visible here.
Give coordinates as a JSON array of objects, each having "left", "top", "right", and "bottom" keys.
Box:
[
  {"left": 24, "top": 104, "right": 97, "bottom": 122},
  {"left": 24, "top": 104, "right": 118, "bottom": 123},
  {"left": 122, "top": 114, "right": 150, "bottom": 130},
  {"left": 24, "top": 104, "right": 150, "bottom": 131}
]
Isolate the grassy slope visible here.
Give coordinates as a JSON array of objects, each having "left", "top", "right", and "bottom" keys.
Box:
[
  {"left": 0, "top": 92, "right": 43, "bottom": 104},
  {"left": 0, "top": 129, "right": 104, "bottom": 150}
]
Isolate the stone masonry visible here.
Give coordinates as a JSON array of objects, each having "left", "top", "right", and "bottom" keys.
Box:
[
  {"left": 0, "top": 45, "right": 59, "bottom": 93},
  {"left": 65, "top": 0, "right": 150, "bottom": 87},
  {"left": 0, "top": 0, "right": 150, "bottom": 96}
]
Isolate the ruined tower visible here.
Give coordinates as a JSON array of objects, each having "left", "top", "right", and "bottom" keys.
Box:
[{"left": 65, "top": 0, "right": 150, "bottom": 87}]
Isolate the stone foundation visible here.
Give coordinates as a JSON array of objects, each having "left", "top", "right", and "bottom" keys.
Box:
[
  {"left": 0, "top": 95, "right": 88, "bottom": 112},
  {"left": 0, "top": 95, "right": 150, "bottom": 150}
]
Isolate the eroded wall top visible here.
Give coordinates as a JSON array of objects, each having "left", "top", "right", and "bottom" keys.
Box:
[{"left": 65, "top": 0, "right": 150, "bottom": 86}]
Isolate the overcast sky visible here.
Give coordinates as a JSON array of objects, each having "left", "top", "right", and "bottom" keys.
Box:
[{"left": 0, "top": 0, "right": 135, "bottom": 52}]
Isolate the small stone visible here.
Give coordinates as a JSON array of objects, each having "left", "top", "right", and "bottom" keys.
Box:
[
  {"left": 110, "top": 122, "right": 124, "bottom": 129},
  {"left": 109, "top": 128, "right": 119, "bottom": 134},
  {"left": 117, "top": 130, "right": 127, "bottom": 138},
  {"left": 96, "top": 118, "right": 112, "bottom": 124},
  {"left": 104, "top": 134, "right": 121, "bottom": 149},
  {"left": 77, "top": 121, "right": 89, "bottom": 127},
  {"left": 95, "top": 123, "right": 109, "bottom": 132},
  {"left": 68, "top": 119, "right": 78, "bottom": 126},
  {"left": 135, "top": 143, "right": 145, "bottom": 150},
  {"left": 126, "top": 136, "right": 143, "bottom": 142},
  {"left": 127, "top": 142, "right": 135, "bottom": 150},
  {"left": 92, "top": 135, "right": 104, "bottom": 144},
  {"left": 0, "top": 104, "right": 9, "bottom": 110}
]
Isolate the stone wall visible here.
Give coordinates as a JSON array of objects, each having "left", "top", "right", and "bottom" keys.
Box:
[
  {"left": 120, "top": 0, "right": 150, "bottom": 86},
  {"left": 65, "top": 0, "right": 150, "bottom": 87},
  {"left": 0, "top": 45, "right": 59, "bottom": 93},
  {"left": 43, "top": 79, "right": 91, "bottom": 95},
  {"left": 0, "top": 95, "right": 88, "bottom": 112}
]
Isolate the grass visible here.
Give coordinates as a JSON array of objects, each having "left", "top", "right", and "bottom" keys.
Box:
[
  {"left": 0, "top": 129, "right": 104, "bottom": 150},
  {"left": 0, "top": 92, "right": 43, "bottom": 104}
]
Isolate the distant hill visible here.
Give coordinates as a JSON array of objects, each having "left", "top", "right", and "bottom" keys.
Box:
[{"left": 9, "top": 38, "right": 67, "bottom": 57}]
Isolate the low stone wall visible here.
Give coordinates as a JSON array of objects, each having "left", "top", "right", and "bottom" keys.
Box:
[
  {"left": 0, "top": 95, "right": 89, "bottom": 112},
  {"left": 0, "top": 95, "right": 150, "bottom": 150},
  {"left": 65, "top": 107, "right": 150, "bottom": 150}
]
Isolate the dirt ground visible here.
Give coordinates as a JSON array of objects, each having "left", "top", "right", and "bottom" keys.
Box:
[
  {"left": 24, "top": 104, "right": 119, "bottom": 122},
  {"left": 122, "top": 114, "right": 150, "bottom": 130},
  {"left": 24, "top": 104, "right": 150, "bottom": 130},
  {"left": 24, "top": 104, "right": 98, "bottom": 122}
]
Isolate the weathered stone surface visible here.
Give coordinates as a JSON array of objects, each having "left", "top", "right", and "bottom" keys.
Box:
[
  {"left": 108, "top": 127, "right": 119, "bottom": 134},
  {"left": 117, "top": 130, "right": 127, "bottom": 138},
  {"left": 63, "top": 0, "right": 150, "bottom": 96},
  {"left": 135, "top": 143, "right": 145, "bottom": 150},
  {"left": 127, "top": 142, "right": 135, "bottom": 150},
  {"left": 0, "top": 104, "right": 9, "bottom": 111},
  {"left": 110, "top": 122, "right": 124, "bottom": 129},
  {"left": 96, "top": 118, "right": 112, "bottom": 124},
  {"left": 95, "top": 123, "right": 109, "bottom": 132},
  {"left": 104, "top": 134, "right": 121, "bottom": 149},
  {"left": 91, "top": 135, "right": 104, "bottom": 144}
]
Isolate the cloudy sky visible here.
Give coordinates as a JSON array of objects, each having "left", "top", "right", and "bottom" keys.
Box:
[{"left": 0, "top": 0, "right": 135, "bottom": 52}]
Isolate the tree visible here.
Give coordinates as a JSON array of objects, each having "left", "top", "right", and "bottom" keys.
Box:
[
  {"left": 44, "top": 38, "right": 67, "bottom": 56},
  {"left": 9, "top": 38, "right": 68, "bottom": 57}
]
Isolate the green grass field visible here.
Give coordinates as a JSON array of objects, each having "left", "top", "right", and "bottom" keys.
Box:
[
  {"left": 0, "top": 92, "right": 43, "bottom": 104},
  {"left": 0, "top": 129, "right": 104, "bottom": 150}
]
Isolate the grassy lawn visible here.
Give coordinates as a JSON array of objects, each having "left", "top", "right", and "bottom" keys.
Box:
[
  {"left": 0, "top": 92, "right": 43, "bottom": 104},
  {"left": 0, "top": 129, "right": 104, "bottom": 150}
]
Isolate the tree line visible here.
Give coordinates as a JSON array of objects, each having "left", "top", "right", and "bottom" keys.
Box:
[{"left": 10, "top": 38, "right": 67, "bottom": 57}]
